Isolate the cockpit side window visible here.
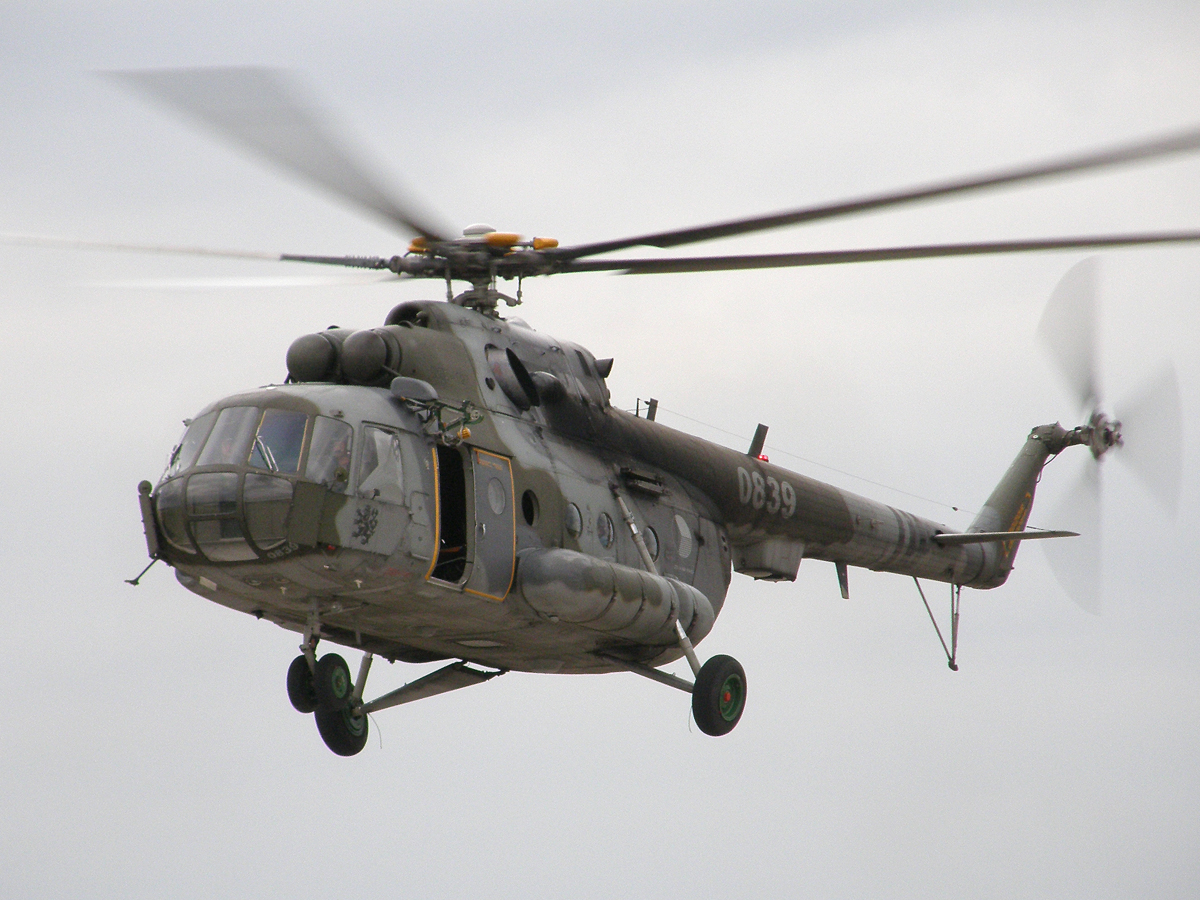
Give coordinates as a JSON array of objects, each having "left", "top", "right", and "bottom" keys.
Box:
[
  {"left": 357, "top": 425, "right": 405, "bottom": 504},
  {"left": 166, "top": 411, "right": 217, "bottom": 478},
  {"left": 195, "top": 406, "right": 261, "bottom": 467},
  {"left": 305, "top": 416, "right": 353, "bottom": 492},
  {"left": 248, "top": 408, "right": 308, "bottom": 474}
]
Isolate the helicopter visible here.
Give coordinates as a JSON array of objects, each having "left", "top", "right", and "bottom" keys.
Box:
[{"left": 19, "top": 68, "right": 1197, "bottom": 756}]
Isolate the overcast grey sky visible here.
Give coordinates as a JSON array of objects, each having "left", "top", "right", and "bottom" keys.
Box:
[{"left": 3, "top": 3, "right": 1200, "bottom": 898}]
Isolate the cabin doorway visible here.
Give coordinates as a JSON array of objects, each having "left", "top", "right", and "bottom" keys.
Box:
[{"left": 430, "top": 445, "right": 468, "bottom": 582}]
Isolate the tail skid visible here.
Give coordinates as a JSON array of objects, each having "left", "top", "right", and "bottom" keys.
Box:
[{"left": 912, "top": 421, "right": 1096, "bottom": 670}]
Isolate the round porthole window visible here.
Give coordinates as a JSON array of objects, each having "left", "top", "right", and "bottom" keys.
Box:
[
  {"left": 521, "top": 490, "right": 539, "bottom": 526},
  {"left": 644, "top": 526, "right": 660, "bottom": 560},
  {"left": 597, "top": 512, "right": 615, "bottom": 548},
  {"left": 487, "top": 478, "right": 507, "bottom": 515},
  {"left": 565, "top": 502, "right": 583, "bottom": 537}
]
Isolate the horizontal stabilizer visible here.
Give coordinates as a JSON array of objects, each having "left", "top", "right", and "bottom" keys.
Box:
[{"left": 933, "top": 529, "right": 1077, "bottom": 546}]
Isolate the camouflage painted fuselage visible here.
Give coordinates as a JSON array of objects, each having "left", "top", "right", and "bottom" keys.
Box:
[{"left": 145, "top": 300, "right": 1051, "bottom": 674}]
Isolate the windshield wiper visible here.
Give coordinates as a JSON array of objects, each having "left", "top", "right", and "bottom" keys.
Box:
[{"left": 254, "top": 435, "right": 279, "bottom": 472}]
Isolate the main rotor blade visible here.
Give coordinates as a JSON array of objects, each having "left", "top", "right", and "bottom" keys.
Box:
[
  {"left": 0, "top": 232, "right": 401, "bottom": 274},
  {"left": 108, "top": 67, "right": 454, "bottom": 242},
  {"left": 1, "top": 231, "right": 283, "bottom": 262},
  {"left": 1115, "top": 364, "right": 1183, "bottom": 516},
  {"left": 85, "top": 272, "right": 402, "bottom": 289},
  {"left": 553, "top": 125, "right": 1200, "bottom": 260},
  {"left": 558, "top": 231, "right": 1200, "bottom": 274},
  {"left": 1038, "top": 258, "right": 1101, "bottom": 413}
]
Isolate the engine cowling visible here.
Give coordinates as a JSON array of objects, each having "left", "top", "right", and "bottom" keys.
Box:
[{"left": 285, "top": 327, "right": 403, "bottom": 387}]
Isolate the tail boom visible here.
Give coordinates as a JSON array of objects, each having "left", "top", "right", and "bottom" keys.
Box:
[
  {"left": 607, "top": 411, "right": 1083, "bottom": 592},
  {"left": 962, "top": 423, "right": 1092, "bottom": 587}
]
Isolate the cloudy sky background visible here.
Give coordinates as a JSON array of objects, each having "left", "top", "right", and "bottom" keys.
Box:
[{"left": 3, "top": 2, "right": 1200, "bottom": 897}]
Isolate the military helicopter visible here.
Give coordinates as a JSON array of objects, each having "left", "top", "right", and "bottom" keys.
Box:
[{"left": 18, "top": 68, "right": 1197, "bottom": 756}]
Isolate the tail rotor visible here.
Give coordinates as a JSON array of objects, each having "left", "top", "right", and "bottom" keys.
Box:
[
  {"left": 1113, "top": 365, "right": 1183, "bottom": 516},
  {"left": 1035, "top": 258, "right": 1183, "bottom": 610},
  {"left": 1038, "top": 257, "right": 1102, "bottom": 414},
  {"left": 1044, "top": 457, "right": 1103, "bottom": 613}
]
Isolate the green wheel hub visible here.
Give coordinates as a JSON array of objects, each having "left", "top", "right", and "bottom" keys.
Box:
[
  {"left": 314, "top": 653, "right": 353, "bottom": 712},
  {"left": 691, "top": 654, "right": 747, "bottom": 736},
  {"left": 718, "top": 673, "right": 746, "bottom": 721},
  {"left": 329, "top": 666, "right": 350, "bottom": 700}
]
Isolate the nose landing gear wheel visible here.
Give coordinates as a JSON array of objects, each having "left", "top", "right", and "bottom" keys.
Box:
[
  {"left": 315, "top": 706, "right": 369, "bottom": 756},
  {"left": 286, "top": 655, "right": 318, "bottom": 713},
  {"left": 692, "top": 654, "right": 746, "bottom": 736},
  {"left": 313, "top": 652, "right": 353, "bottom": 712}
]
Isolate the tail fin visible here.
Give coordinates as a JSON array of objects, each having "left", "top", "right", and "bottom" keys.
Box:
[{"left": 968, "top": 424, "right": 1071, "bottom": 587}]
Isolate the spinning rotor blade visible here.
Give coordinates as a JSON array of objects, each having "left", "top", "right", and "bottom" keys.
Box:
[
  {"left": 109, "top": 67, "right": 454, "bottom": 242},
  {"left": 1037, "top": 259, "right": 1104, "bottom": 611},
  {"left": 1036, "top": 261, "right": 1185, "bottom": 610},
  {"left": 85, "top": 272, "right": 401, "bottom": 289},
  {"left": 559, "top": 232, "right": 1200, "bottom": 275},
  {"left": 1044, "top": 460, "right": 1103, "bottom": 614},
  {"left": 0, "top": 231, "right": 282, "bottom": 262},
  {"left": 1, "top": 232, "right": 402, "bottom": 285},
  {"left": 555, "top": 124, "right": 1200, "bottom": 259},
  {"left": 1115, "top": 365, "right": 1184, "bottom": 515},
  {"left": 23, "top": 79, "right": 1200, "bottom": 291},
  {"left": 1037, "top": 257, "right": 1101, "bottom": 412},
  {"left": 1, "top": 232, "right": 403, "bottom": 274}
]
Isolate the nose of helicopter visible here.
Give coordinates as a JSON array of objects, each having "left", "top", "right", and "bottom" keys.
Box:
[
  {"left": 155, "top": 470, "right": 298, "bottom": 561},
  {"left": 150, "top": 398, "right": 361, "bottom": 563}
]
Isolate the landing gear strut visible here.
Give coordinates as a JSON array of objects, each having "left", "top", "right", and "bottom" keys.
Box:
[
  {"left": 602, "top": 650, "right": 749, "bottom": 736},
  {"left": 285, "top": 642, "right": 505, "bottom": 756},
  {"left": 609, "top": 486, "right": 748, "bottom": 736},
  {"left": 287, "top": 608, "right": 326, "bottom": 714}
]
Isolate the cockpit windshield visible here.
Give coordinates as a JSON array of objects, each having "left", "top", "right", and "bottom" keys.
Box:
[
  {"left": 195, "top": 406, "right": 261, "bottom": 467},
  {"left": 248, "top": 408, "right": 308, "bottom": 474},
  {"left": 154, "top": 403, "right": 373, "bottom": 563},
  {"left": 165, "top": 411, "right": 217, "bottom": 478},
  {"left": 163, "top": 405, "right": 355, "bottom": 492}
]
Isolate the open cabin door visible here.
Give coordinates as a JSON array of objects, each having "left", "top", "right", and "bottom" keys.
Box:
[
  {"left": 464, "top": 448, "right": 516, "bottom": 601},
  {"left": 427, "top": 445, "right": 515, "bottom": 601}
]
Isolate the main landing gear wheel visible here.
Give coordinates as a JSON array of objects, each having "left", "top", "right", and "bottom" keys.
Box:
[
  {"left": 313, "top": 652, "right": 353, "bottom": 712},
  {"left": 692, "top": 654, "right": 747, "bottom": 736},
  {"left": 286, "top": 655, "right": 318, "bottom": 713},
  {"left": 315, "top": 706, "right": 369, "bottom": 756}
]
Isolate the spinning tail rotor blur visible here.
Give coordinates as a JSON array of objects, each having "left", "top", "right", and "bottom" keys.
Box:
[{"left": 1036, "top": 258, "right": 1184, "bottom": 612}]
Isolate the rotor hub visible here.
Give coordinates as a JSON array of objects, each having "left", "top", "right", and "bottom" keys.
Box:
[
  {"left": 1085, "top": 410, "right": 1123, "bottom": 459},
  {"left": 1043, "top": 410, "right": 1123, "bottom": 459}
]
